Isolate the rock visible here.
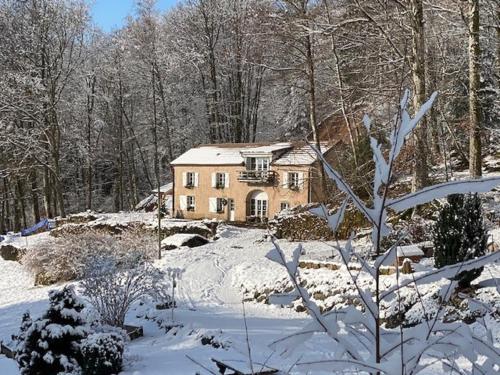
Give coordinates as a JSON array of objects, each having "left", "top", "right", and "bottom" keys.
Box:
[
  {"left": 313, "top": 291, "right": 327, "bottom": 301},
  {"left": 161, "top": 234, "right": 209, "bottom": 250},
  {"left": 0, "top": 244, "right": 25, "bottom": 261},
  {"left": 295, "top": 304, "right": 306, "bottom": 313},
  {"left": 35, "top": 272, "right": 59, "bottom": 286},
  {"left": 401, "top": 258, "right": 413, "bottom": 274},
  {"left": 299, "top": 260, "right": 340, "bottom": 271}
]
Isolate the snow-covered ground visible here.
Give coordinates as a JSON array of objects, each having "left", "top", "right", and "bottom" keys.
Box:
[
  {"left": 0, "top": 221, "right": 498, "bottom": 374},
  {"left": 0, "top": 225, "right": 337, "bottom": 374}
]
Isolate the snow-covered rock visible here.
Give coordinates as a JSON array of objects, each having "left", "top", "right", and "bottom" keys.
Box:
[{"left": 161, "top": 233, "right": 209, "bottom": 250}]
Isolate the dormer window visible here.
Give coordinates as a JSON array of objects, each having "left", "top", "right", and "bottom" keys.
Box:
[{"left": 246, "top": 157, "right": 269, "bottom": 171}]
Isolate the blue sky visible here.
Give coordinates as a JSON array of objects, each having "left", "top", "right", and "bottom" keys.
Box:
[{"left": 91, "top": 0, "right": 178, "bottom": 32}]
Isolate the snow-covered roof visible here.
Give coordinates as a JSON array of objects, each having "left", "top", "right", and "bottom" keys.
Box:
[
  {"left": 171, "top": 142, "right": 332, "bottom": 166},
  {"left": 274, "top": 142, "right": 332, "bottom": 165},
  {"left": 397, "top": 245, "right": 424, "bottom": 258},
  {"left": 151, "top": 182, "right": 173, "bottom": 194}
]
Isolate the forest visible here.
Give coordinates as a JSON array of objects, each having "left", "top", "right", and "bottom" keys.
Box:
[{"left": 0, "top": 0, "right": 499, "bottom": 232}]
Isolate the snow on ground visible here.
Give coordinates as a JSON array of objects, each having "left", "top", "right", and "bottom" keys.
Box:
[
  {"left": 0, "top": 257, "right": 56, "bottom": 343},
  {"left": 0, "top": 221, "right": 498, "bottom": 374},
  {"left": 0, "top": 225, "right": 340, "bottom": 374}
]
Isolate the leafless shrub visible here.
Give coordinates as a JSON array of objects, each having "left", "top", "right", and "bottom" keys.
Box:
[
  {"left": 80, "top": 256, "right": 169, "bottom": 328},
  {"left": 21, "top": 230, "right": 157, "bottom": 283}
]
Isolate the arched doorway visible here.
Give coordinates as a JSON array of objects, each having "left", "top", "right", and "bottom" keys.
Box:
[{"left": 247, "top": 190, "right": 268, "bottom": 219}]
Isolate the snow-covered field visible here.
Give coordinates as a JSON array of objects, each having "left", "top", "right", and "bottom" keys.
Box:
[{"left": 0, "top": 220, "right": 498, "bottom": 374}]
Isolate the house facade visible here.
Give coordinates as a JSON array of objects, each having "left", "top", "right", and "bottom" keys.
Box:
[{"left": 170, "top": 142, "right": 333, "bottom": 222}]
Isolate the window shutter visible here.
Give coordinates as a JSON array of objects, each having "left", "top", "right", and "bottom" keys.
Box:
[
  {"left": 211, "top": 173, "right": 216, "bottom": 188},
  {"left": 283, "top": 172, "right": 288, "bottom": 189},
  {"left": 192, "top": 196, "right": 196, "bottom": 210},
  {"left": 298, "top": 172, "right": 304, "bottom": 189},
  {"left": 194, "top": 172, "right": 199, "bottom": 187},
  {"left": 179, "top": 195, "right": 187, "bottom": 210},
  {"left": 182, "top": 172, "right": 187, "bottom": 187},
  {"left": 209, "top": 197, "right": 217, "bottom": 213},
  {"left": 224, "top": 173, "right": 230, "bottom": 188}
]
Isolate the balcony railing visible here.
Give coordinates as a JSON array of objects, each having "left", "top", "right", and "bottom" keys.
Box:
[{"left": 238, "top": 170, "right": 276, "bottom": 183}]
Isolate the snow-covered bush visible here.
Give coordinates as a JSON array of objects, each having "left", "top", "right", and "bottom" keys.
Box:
[
  {"left": 267, "top": 91, "right": 500, "bottom": 374},
  {"left": 433, "top": 193, "right": 487, "bottom": 288},
  {"left": 80, "top": 257, "right": 168, "bottom": 327},
  {"left": 21, "top": 230, "right": 157, "bottom": 284},
  {"left": 15, "top": 286, "right": 89, "bottom": 375},
  {"left": 80, "top": 332, "right": 124, "bottom": 375}
]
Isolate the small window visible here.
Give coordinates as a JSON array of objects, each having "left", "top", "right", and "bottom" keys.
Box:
[
  {"left": 280, "top": 202, "right": 290, "bottom": 211},
  {"left": 216, "top": 173, "right": 225, "bottom": 188},
  {"left": 245, "top": 157, "right": 256, "bottom": 171},
  {"left": 288, "top": 172, "right": 300, "bottom": 189},
  {"left": 186, "top": 172, "right": 195, "bottom": 187},
  {"left": 187, "top": 196, "right": 195, "bottom": 211}
]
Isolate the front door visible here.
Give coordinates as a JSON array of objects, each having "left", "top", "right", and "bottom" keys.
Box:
[{"left": 228, "top": 199, "right": 235, "bottom": 221}]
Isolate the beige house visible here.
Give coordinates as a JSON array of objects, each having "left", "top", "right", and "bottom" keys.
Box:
[{"left": 170, "top": 141, "right": 334, "bottom": 222}]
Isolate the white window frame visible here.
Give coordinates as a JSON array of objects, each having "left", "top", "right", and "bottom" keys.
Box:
[
  {"left": 256, "top": 157, "right": 270, "bottom": 171},
  {"left": 288, "top": 172, "right": 300, "bottom": 189},
  {"left": 183, "top": 172, "right": 198, "bottom": 188},
  {"left": 250, "top": 198, "right": 268, "bottom": 218},
  {"left": 280, "top": 201, "right": 290, "bottom": 211},
  {"left": 215, "top": 173, "right": 225, "bottom": 189},
  {"left": 246, "top": 157, "right": 270, "bottom": 171},
  {"left": 186, "top": 196, "right": 195, "bottom": 211}
]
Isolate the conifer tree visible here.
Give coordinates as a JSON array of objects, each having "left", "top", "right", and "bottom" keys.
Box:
[
  {"left": 13, "top": 312, "right": 33, "bottom": 370},
  {"left": 433, "top": 194, "right": 487, "bottom": 288},
  {"left": 16, "top": 286, "right": 88, "bottom": 375}
]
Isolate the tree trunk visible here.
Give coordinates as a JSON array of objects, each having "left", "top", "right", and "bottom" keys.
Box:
[
  {"left": 304, "top": 26, "right": 327, "bottom": 200},
  {"left": 468, "top": 0, "right": 482, "bottom": 177},
  {"left": 410, "top": 0, "right": 429, "bottom": 191},
  {"left": 152, "top": 65, "right": 162, "bottom": 260},
  {"left": 30, "top": 170, "right": 40, "bottom": 223},
  {"left": 43, "top": 166, "right": 53, "bottom": 218}
]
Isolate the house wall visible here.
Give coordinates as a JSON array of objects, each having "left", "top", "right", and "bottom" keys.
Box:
[{"left": 173, "top": 164, "right": 311, "bottom": 221}]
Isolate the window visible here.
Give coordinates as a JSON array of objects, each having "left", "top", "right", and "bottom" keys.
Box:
[
  {"left": 246, "top": 157, "right": 256, "bottom": 171},
  {"left": 280, "top": 202, "right": 290, "bottom": 211},
  {"left": 187, "top": 196, "right": 195, "bottom": 211},
  {"left": 246, "top": 157, "right": 269, "bottom": 171},
  {"left": 288, "top": 172, "right": 300, "bottom": 189},
  {"left": 256, "top": 158, "right": 269, "bottom": 171},
  {"left": 250, "top": 198, "right": 268, "bottom": 217},
  {"left": 209, "top": 197, "right": 226, "bottom": 213},
  {"left": 216, "top": 173, "right": 225, "bottom": 188},
  {"left": 186, "top": 172, "right": 195, "bottom": 187}
]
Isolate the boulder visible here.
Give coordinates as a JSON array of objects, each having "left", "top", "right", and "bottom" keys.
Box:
[
  {"left": 161, "top": 233, "right": 209, "bottom": 250},
  {"left": 0, "top": 244, "right": 25, "bottom": 261}
]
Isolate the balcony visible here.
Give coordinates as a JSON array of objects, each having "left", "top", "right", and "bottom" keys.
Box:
[{"left": 238, "top": 170, "right": 276, "bottom": 183}]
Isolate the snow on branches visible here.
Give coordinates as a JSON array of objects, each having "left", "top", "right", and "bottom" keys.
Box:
[{"left": 267, "top": 90, "right": 500, "bottom": 374}]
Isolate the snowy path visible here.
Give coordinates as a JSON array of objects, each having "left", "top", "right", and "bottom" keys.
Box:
[{"left": 122, "top": 227, "right": 312, "bottom": 374}]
